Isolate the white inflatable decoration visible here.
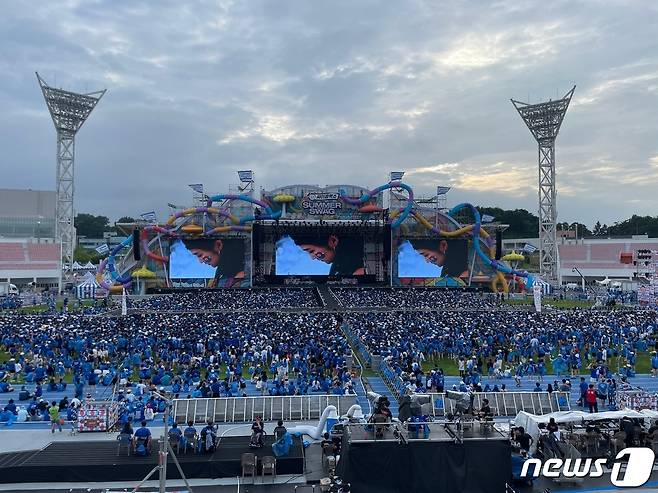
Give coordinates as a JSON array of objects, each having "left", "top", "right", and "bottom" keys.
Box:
[{"left": 286, "top": 404, "right": 363, "bottom": 440}]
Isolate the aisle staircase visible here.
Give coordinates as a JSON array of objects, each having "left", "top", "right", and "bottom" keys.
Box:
[
  {"left": 316, "top": 285, "right": 342, "bottom": 310},
  {"left": 366, "top": 377, "right": 399, "bottom": 416}
]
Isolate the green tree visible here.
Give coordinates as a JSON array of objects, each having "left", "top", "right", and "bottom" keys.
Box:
[
  {"left": 476, "top": 207, "right": 539, "bottom": 238},
  {"left": 73, "top": 246, "right": 101, "bottom": 263},
  {"left": 607, "top": 215, "right": 658, "bottom": 237},
  {"left": 593, "top": 221, "right": 602, "bottom": 236},
  {"left": 74, "top": 213, "right": 110, "bottom": 238},
  {"left": 116, "top": 216, "right": 136, "bottom": 224}
]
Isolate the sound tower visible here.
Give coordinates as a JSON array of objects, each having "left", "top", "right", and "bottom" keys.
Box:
[
  {"left": 252, "top": 223, "right": 260, "bottom": 276},
  {"left": 132, "top": 229, "right": 141, "bottom": 261},
  {"left": 383, "top": 224, "right": 391, "bottom": 260},
  {"left": 495, "top": 230, "right": 502, "bottom": 260}
]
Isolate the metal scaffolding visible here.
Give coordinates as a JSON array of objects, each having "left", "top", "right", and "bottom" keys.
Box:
[
  {"left": 512, "top": 86, "right": 575, "bottom": 284},
  {"left": 37, "top": 73, "right": 105, "bottom": 276}
]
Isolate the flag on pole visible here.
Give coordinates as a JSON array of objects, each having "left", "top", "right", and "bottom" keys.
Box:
[
  {"left": 140, "top": 211, "right": 157, "bottom": 223},
  {"left": 389, "top": 171, "right": 405, "bottom": 181},
  {"left": 436, "top": 186, "right": 451, "bottom": 195},
  {"left": 533, "top": 282, "right": 542, "bottom": 313},
  {"left": 188, "top": 183, "right": 204, "bottom": 194},
  {"left": 238, "top": 170, "right": 253, "bottom": 182},
  {"left": 121, "top": 287, "right": 127, "bottom": 316},
  {"left": 95, "top": 244, "right": 109, "bottom": 255},
  {"left": 522, "top": 243, "right": 538, "bottom": 254},
  {"left": 481, "top": 214, "right": 495, "bottom": 223},
  {"left": 167, "top": 203, "right": 185, "bottom": 210}
]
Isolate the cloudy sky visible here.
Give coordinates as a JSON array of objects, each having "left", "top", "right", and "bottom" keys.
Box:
[{"left": 1, "top": 0, "right": 657, "bottom": 227}]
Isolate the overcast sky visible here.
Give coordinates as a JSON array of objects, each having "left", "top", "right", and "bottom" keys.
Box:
[{"left": 1, "top": 0, "right": 657, "bottom": 227}]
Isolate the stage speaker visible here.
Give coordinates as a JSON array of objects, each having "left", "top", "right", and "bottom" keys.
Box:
[
  {"left": 383, "top": 224, "right": 391, "bottom": 260},
  {"left": 495, "top": 230, "right": 502, "bottom": 260},
  {"left": 132, "top": 229, "right": 141, "bottom": 261}
]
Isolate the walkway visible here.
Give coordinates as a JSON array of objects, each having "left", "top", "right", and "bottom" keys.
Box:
[{"left": 366, "top": 376, "right": 399, "bottom": 416}]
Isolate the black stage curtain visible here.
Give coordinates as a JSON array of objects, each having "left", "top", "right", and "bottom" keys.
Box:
[{"left": 337, "top": 439, "right": 511, "bottom": 493}]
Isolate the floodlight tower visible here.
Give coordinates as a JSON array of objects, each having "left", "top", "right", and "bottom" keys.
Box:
[
  {"left": 512, "top": 86, "right": 575, "bottom": 284},
  {"left": 37, "top": 73, "right": 106, "bottom": 276}
]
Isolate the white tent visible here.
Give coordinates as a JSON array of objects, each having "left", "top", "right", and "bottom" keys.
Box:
[
  {"left": 76, "top": 272, "right": 102, "bottom": 299},
  {"left": 72, "top": 261, "right": 85, "bottom": 270},
  {"left": 83, "top": 261, "right": 96, "bottom": 270},
  {"left": 514, "top": 410, "right": 650, "bottom": 452}
]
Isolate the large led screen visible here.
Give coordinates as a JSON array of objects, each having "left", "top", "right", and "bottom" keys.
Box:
[
  {"left": 275, "top": 233, "right": 365, "bottom": 276},
  {"left": 397, "top": 238, "right": 468, "bottom": 278},
  {"left": 169, "top": 238, "right": 245, "bottom": 283}
]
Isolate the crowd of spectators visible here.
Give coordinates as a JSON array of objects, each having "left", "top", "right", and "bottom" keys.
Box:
[
  {"left": 345, "top": 309, "right": 658, "bottom": 394},
  {"left": 0, "top": 311, "right": 357, "bottom": 422},
  {"left": 332, "top": 288, "right": 502, "bottom": 310},
  {"left": 129, "top": 288, "right": 320, "bottom": 311},
  {"left": 0, "top": 290, "right": 657, "bottom": 424}
]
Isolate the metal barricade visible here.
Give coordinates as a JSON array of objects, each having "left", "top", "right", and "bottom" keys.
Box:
[
  {"left": 172, "top": 394, "right": 358, "bottom": 424},
  {"left": 424, "top": 391, "right": 571, "bottom": 417}
]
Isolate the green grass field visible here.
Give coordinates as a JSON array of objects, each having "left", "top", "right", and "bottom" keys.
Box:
[
  {"left": 13, "top": 300, "right": 96, "bottom": 314},
  {"left": 421, "top": 351, "right": 652, "bottom": 376},
  {"left": 502, "top": 298, "right": 596, "bottom": 309}
]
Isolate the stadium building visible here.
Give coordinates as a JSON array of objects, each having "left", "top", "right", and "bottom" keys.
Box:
[{"left": 0, "top": 189, "right": 61, "bottom": 290}]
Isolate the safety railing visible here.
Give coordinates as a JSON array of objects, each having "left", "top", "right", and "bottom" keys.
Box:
[
  {"left": 172, "top": 394, "right": 358, "bottom": 424},
  {"left": 425, "top": 391, "right": 571, "bottom": 417},
  {"left": 343, "top": 422, "right": 405, "bottom": 443},
  {"left": 379, "top": 359, "right": 406, "bottom": 401},
  {"left": 341, "top": 323, "right": 372, "bottom": 368}
]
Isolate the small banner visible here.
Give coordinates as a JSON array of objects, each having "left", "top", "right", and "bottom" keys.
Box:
[
  {"left": 533, "top": 282, "right": 542, "bottom": 313},
  {"left": 94, "top": 244, "right": 109, "bottom": 255}
]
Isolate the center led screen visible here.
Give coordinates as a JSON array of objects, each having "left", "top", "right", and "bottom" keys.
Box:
[{"left": 275, "top": 233, "right": 365, "bottom": 276}]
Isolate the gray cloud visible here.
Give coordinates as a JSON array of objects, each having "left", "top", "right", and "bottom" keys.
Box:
[{"left": 1, "top": 0, "right": 657, "bottom": 227}]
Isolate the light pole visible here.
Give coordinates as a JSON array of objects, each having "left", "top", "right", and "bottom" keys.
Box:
[{"left": 571, "top": 267, "right": 586, "bottom": 293}]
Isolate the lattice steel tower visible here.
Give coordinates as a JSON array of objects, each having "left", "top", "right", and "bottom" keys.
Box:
[
  {"left": 37, "top": 73, "right": 105, "bottom": 275},
  {"left": 512, "top": 86, "right": 575, "bottom": 284}
]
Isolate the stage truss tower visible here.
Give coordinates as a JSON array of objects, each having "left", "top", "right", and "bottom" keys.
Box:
[
  {"left": 37, "top": 73, "right": 105, "bottom": 276},
  {"left": 512, "top": 86, "right": 575, "bottom": 284}
]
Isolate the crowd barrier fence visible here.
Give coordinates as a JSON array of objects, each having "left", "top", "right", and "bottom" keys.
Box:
[
  {"left": 424, "top": 391, "right": 571, "bottom": 417},
  {"left": 172, "top": 394, "right": 358, "bottom": 424}
]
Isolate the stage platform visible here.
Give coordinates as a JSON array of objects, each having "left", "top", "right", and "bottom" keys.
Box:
[
  {"left": 0, "top": 436, "right": 304, "bottom": 484},
  {"left": 337, "top": 434, "right": 511, "bottom": 493}
]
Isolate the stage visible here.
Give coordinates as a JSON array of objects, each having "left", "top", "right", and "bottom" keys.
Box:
[
  {"left": 0, "top": 436, "right": 304, "bottom": 484},
  {"left": 337, "top": 434, "right": 511, "bottom": 493}
]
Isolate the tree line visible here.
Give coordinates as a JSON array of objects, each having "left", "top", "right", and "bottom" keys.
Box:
[{"left": 73, "top": 209, "right": 658, "bottom": 256}]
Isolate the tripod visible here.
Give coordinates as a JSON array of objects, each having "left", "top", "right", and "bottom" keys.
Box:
[{"left": 131, "top": 391, "right": 194, "bottom": 493}]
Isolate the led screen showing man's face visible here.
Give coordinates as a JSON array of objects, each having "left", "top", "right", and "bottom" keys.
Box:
[
  {"left": 275, "top": 234, "right": 365, "bottom": 276},
  {"left": 397, "top": 238, "right": 468, "bottom": 278},
  {"left": 169, "top": 238, "right": 245, "bottom": 281}
]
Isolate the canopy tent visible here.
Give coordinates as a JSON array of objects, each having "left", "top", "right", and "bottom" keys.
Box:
[
  {"left": 72, "top": 261, "right": 85, "bottom": 270},
  {"left": 83, "top": 261, "right": 96, "bottom": 269},
  {"left": 514, "top": 409, "right": 654, "bottom": 453},
  {"left": 76, "top": 272, "right": 102, "bottom": 299}
]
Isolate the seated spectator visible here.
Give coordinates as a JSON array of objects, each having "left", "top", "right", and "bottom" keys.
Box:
[
  {"left": 168, "top": 422, "right": 183, "bottom": 447},
  {"left": 514, "top": 427, "right": 533, "bottom": 452},
  {"left": 4, "top": 399, "right": 17, "bottom": 415},
  {"left": 183, "top": 420, "right": 198, "bottom": 452},
  {"left": 200, "top": 419, "right": 217, "bottom": 453},
  {"left": 133, "top": 420, "right": 152, "bottom": 455},
  {"left": 478, "top": 398, "right": 493, "bottom": 420},
  {"left": 18, "top": 386, "right": 32, "bottom": 401},
  {"left": 120, "top": 418, "right": 134, "bottom": 436},
  {"left": 274, "top": 420, "right": 287, "bottom": 441}
]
